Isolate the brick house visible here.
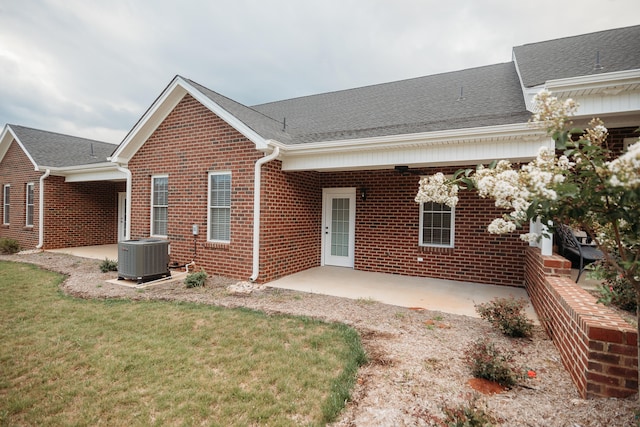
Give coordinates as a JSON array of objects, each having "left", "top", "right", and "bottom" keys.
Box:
[
  {"left": 3, "top": 25, "right": 639, "bottom": 287},
  {"left": 0, "top": 125, "right": 125, "bottom": 250},
  {"left": 107, "top": 25, "right": 640, "bottom": 285}
]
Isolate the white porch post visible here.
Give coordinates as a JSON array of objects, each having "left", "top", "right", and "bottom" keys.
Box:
[{"left": 530, "top": 218, "right": 553, "bottom": 256}]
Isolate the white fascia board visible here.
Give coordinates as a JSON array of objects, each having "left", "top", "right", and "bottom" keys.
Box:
[
  {"left": 110, "top": 79, "right": 188, "bottom": 164},
  {"left": 0, "top": 125, "right": 39, "bottom": 170},
  {"left": 38, "top": 163, "right": 127, "bottom": 182},
  {"left": 275, "top": 123, "right": 552, "bottom": 171},
  {"left": 545, "top": 69, "right": 640, "bottom": 94},
  {"left": 179, "top": 78, "right": 269, "bottom": 151},
  {"left": 110, "top": 77, "right": 268, "bottom": 164},
  {"left": 273, "top": 122, "right": 544, "bottom": 155},
  {"left": 521, "top": 69, "right": 640, "bottom": 113}
]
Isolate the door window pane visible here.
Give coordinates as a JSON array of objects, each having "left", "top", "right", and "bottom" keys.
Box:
[{"left": 331, "top": 198, "right": 350, "bottom": 257}]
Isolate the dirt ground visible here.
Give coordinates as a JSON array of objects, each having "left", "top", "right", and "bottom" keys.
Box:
[{"left": 2, "top": 251, "right": 638, "bottom": 426}]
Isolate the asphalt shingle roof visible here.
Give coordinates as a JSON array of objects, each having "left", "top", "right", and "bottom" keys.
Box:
[
  {"left": 9, "top": 125, "right": 116, "bottom": 168},
  {"left": 513, "top": 25, "right": 640, "bottom": 88},
  {"left": 250, "top": 62, "right": 530, "bottom": 144}
]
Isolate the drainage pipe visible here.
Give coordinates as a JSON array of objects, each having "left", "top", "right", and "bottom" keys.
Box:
[
  {"left": 36, "top": 169, "right": 51, "bottom": 249},
  {"left": 116, "top": 165, "right": 132, "bottom": 241},
  {"left": 250, "top": 146, "right": 280, "bottom": 282}
]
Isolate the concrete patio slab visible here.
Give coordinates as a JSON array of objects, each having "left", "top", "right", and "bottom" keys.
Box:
[
  {"left": 267, "top": 266, "right": 538, "bottom": 320},
  {"left": 48, "top": 244, "right": 118, "bottom": 260},
  {"left": 44, "top": 245, "right": 601, "bottom": 321}
]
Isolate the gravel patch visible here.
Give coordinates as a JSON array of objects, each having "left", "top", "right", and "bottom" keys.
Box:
[{"left": 2, "top": 251, "right": 638, "bottom": 426}]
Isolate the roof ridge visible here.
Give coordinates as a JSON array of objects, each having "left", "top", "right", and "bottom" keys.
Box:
[
  {"left": 251, "top": 62, "right": 514, "bottom": 108},
  {"left": 514, "top": 24, "right": 640, "bottom": 49}
]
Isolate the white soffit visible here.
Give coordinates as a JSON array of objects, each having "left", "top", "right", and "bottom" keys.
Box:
[
  {"left": 41, "top": 163, "right": 127, "bottom": 182},
  {"left": 277, "top": 123, "right": 551, "bottom": 171}
]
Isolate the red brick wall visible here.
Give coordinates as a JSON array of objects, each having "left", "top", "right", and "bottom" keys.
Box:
[
  {"left": 260, "top": 163, "right": 321, "bottom": 280},
  {"left": 525, "top": 247, "right": 638, "bottom": 398},
  {"left": 321, "top": 169, "right": 528, "bottom": 287},
  {"left": 127, "top": 94, "right": 264, "bottom": 279},
  {"left": 43, "top": 176, "right": 124, "bottom": 249},
  {"left": 0, "top": 140, "right": 41, "bottom": 249}
]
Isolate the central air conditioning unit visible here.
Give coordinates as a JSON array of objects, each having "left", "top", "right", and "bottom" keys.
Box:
[{"left": 118, "top": 238, "right": 170, "bottom": 284}]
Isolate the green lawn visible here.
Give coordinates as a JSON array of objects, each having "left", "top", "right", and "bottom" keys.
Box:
[{"left": 0, "top": 261, "right": 366, "bottom": 426}]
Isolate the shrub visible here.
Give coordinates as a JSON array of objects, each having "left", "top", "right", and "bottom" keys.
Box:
[
  {"left": 475, "top": 297, "right": 533, "bottom": 338},
  {"left": 440, "top": 393, "right": 498, "bottom": 427},
  {"left": 592, "top": 263, "right": 637, "bottom": 314},
  {"left": 463, "top": 339, "right": 522, "bottom": 388},
  {"left": 413, "top": 393, "right": 498, "bottom": 426},
  {"left": 185, "top": 270, "right": 207, "bottom": 288},
  {"left": 99, "top": 258, "right": 118, "bottom": 273},
  {"left": 0, "top": 238, "right": 20, "bottom": 254}
]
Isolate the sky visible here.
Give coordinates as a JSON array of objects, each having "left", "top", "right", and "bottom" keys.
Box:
[{"left": 1, "top": 0, "right": 639, "bottom": 144}]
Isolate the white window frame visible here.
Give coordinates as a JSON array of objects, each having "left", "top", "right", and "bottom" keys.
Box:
[
  {"left": 3, "top": 184, "right": 9, "bottom": 225},
  {"left": 207, "top": 171, "right": 231, "bottom": 243},
  {"left": 151, "top": 175, "right": 168, "bottom": 237},
  {"left": 25, "top": 183, "right": 34, "bottom": 227},
  {"left": 419, "top": 201, "right": 455, "bottom": 248}
]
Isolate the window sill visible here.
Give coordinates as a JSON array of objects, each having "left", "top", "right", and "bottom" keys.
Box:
[
  {"left": 418, "top": 245, "right": 454, "bottom": 254},
  {"left": 204, "top": 241, "right": 230, "bottom": 250}
]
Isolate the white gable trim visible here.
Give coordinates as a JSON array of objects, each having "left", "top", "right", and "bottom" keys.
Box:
[
  {"left": 110, "top": 76, "right": 268, "bottom": 164},
  {"left": 0, "top": 125, "right": 39, "bottom": 170}
]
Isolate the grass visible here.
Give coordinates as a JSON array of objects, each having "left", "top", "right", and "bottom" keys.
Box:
[{"left": 0, "top": 261, "right": 366, "bottom": 426}]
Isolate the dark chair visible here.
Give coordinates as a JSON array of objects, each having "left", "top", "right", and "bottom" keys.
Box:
[{"left": 556, "top": 224, "right": 604, "bottom": 283}]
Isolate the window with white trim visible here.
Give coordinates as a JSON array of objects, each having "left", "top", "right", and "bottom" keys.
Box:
[
  {"left": 151, "top": 175, "right": 168, "bottom": 236},
  {"left": 208, "top": 172, "right": 231, "bottom": 242},
  {"left": 419, "top": 202, "right": 454, "bottom": 247},
  {"left": 3, "top": 184, "right": 9, "bottom": 225},
  {"left": 25, "top": 183, "right": 34, "bottom": 227}
]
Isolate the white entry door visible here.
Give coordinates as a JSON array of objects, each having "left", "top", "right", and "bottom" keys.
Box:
[
  {"left": 118, "top": 192, "right": 127, "bottom": 242},
  {"left": 322, "top": 188, "right": 356, "bottom": 268}
]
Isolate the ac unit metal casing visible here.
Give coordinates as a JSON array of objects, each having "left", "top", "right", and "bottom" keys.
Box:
[{"left": 118, "top": 239, "right": 170, "bottom": 283}]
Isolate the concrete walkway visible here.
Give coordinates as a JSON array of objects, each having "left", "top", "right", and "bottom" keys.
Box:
[{"left": 268, "top": 266, "right": 537, "bottom": 320}]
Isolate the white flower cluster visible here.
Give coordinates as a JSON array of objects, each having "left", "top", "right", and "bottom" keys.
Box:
[
  {"left": 474, "top": 160, "right": 530, "bottom": 221},
  {"left": 415, "top": 145, "right": 575, "bottom": 237},
  {"left": 608, "top": 139, "right": 640, "bottom": 188},
  {"left": 487, "top": 218, "right": 517, "bottom": 234},
  {"left": 530, "top": 90, "right": 578, "bottom": 133},
  {"left": 415, "top": 172, "right": 459, "bottom": 208},
  {"left": 521, "top": 146, "right": 573, "bottom": 201}
]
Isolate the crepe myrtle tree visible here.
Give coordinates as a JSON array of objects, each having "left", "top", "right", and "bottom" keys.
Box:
[{"left": 416, "top": 90, "right": 640, "bottom": 393}]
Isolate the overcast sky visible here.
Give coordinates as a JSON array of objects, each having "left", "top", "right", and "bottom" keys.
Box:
[{"left": 1, "top": 0, "right": 638, "bottom": 144}]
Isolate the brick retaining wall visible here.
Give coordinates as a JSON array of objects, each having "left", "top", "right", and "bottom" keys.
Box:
[{"left": 524, "top": 247, "right": 638, "bottom": 398}]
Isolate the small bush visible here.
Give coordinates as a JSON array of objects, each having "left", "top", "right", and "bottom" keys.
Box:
[
  {"left": 463, "top": 339, "right": 523, "bottom": 388},
  {"left": 185, "top": 270, "right": 207, "bottom": 288},
  {"left": 99, "top": 258, "right": 118, "bottom": 273},
  {"left": 475, "top": 297, "right": 533, "bottom": 338},
  {"left": 596, "top": 275, "right": 636, "bottom": 314},
  {"left": 413, "top": 393, "right": 498, "bottom": 426},
  {"left": 440, "top": 393, "right": 498, "bottom": 427},
  {"left": 0, "top": 238, "right": 20, "bottom": 254}
]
